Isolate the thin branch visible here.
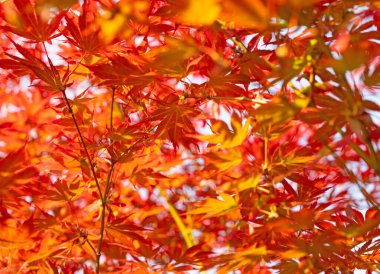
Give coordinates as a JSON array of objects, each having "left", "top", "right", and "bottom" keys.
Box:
[
  {"left": 95, "top": 201, "right": 106, "bottom": 273},
  {"left": 62, "top": 90, "right": 104, "bottom": 202},
  {"left": 96, "top": 86, "right": 117, "bottom": 273},
  {"left": 110, "top": 86, "right": 115, "bottom": 133},
  {"left": 308, "top": 64, "right": 316, "bottom": 107},
  {"left": 45, "top": 40, "right": 107, "bottom": 271},
  {"left": 96, "top": 164, "right": 115, "bottom": 273}
]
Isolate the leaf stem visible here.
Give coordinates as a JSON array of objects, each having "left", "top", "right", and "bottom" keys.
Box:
[
  {"left": 157, "top": 187, "right": 194, "bottom": 248},
  {"left": 110, "top": 86, "right": 115, "bottom": 133},
  {"left": 263, "top": 128, "right": 270, "bottom": 176},
  {"left": 264, "top": 135, "right": 268, "bottom": 171},
  {"left": 63, "top": 54, "right": 86, "bottom": 84},
  {"left": 158, "top": 188, "right": 206, "bottom": 273},
  {"left": 86, "top": 239, "right": 97, "bottom": 256},
  {"left": 96, "top": 86, "right": 117, "bottom": 273}
]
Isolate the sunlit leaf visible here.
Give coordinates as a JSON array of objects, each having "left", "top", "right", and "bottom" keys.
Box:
[
  {"left": 189, "top": 193, "right": 239, "bottom": 218},
  {"left": 198, "top": 113, "right": 251, "bottom": 148}
]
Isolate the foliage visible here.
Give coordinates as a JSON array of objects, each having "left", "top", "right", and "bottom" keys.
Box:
[{"left": 0, "top": 0, "right": 380, "bottom": 273}]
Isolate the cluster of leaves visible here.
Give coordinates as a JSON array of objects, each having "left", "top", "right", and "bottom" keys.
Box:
[{"left": 0, "top": 0, "right": 380, "bottom": 273}]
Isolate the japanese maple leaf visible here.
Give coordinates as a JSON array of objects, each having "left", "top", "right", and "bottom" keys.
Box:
[
  {"left": 197, "top": 112, "right": 251, "bottom": 148},
  {"left": 147, "top": 94, "right": 200, "bottom": 148},
  {"left": 87, "top": 53, "right": 154, "bottom": 88},
  {"left": 206, "top": 72, "right": 251, "bottom": 97},
  {"left": 0, "top": 41, "right": 64, "bottom": 91},
  {"left": 0, "top": 148, "right": 39, "bottom": 196},
  {"left": 1, "top": 0, "right": 65, "bottom": 42},
  {"left": 64, "top": 0, "right": 101, "bottom": 53},
  {"left": 189, "top": 193, "right": 240, "bottom": 219}
]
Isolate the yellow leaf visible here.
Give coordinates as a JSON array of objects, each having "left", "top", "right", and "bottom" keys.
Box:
[
  {"left": 228, "top": 114, "right": 251, "bottom": 147},
  {"left": 198, "top": 114, "right": 250, "bottom": 148},
  {"left": 253, "top": 96, "right": 300, "bottom": 128},
  {"left": 25, "top": 243, "right": 68, "bottom": 264},
  {"left": 280, "top": 155, "right": 316, "bottom": 168},
  {"left": 294, "top": 93, "right": 310, "bottom": 108},
  {"left": 197, "top": 122, "right": 226, "bottom": 144},
  {"left": 145, "top": 38, "right": 198, "bottom": 76},
  {"left": 218, "top": 246, "right": 267, "bottom": 273},
  {"left": 207, "top": 148, "right": 242, "bottom": 172},
  {"left": 237, "top": 175, "right": 260, "bottom": 191},
  {"left": 189, "top": 193, "right": 238, "bottom": 218},
  {"left": 260, "top": 205, "right": 279, "bottom": 219},
  {"left": 98, "top": 13, "right": 126, "bottom": 44},
  {"left": 281, "top": 249, "right": 307, "bottom": 259},
  {"left": 237, "top": 246, "right": 267, "bottom": 258},
  {"left": 180, "top": 0, "right": 221, "bottom": 25},
  {"left": 218, "top": 0, "right": 268, "bottom": 29},
  {"left": 219, "top": 193, "right": 236, "bottom": 205}
]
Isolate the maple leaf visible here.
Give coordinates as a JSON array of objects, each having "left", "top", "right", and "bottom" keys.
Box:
[
  {"left": 236, "top": 175, "right": 261, "bottom": 191},
  {"left": 159, "top": 0, "right": 269, "bottom": 28},
  {"left": 189, "top": 193, "right": 240, "bottom": 219},
  {"left": 0, "top": 41, "right": 64, "bottom": 91},
  {"left": 87, "top": 53, "right": 154, "bottom": 87},
  {"left": 252, "top": 95, "right": 309, "bottom": 130},
  {"left": 218, "top": 0, "right": 269, "bottom": 29},
  {"left": 197, "top": 112, "right": 251, "bottom": 148},
  {"left": 238, "top": 50, "right": 273, "bottom": 81},
  {"left": 147, "top": 94, "right": 200, "bottom": 148},
  {"left": 206, "top": 72, "right": 251, "bottom": 97},
  {"left": 216, "top": 246, "right": 268, "bottom": 273},
  {"left": 45, "top": 179, "right": 84, "bottom": 203},
  {"left": 0, "top": 148, "right": 39, "bottom": 196},
  {"left": 106, "top": 217, "right": 150, "bottom": 245},
  {"left": 156, "top": 0, "right": 221, "bottom": 26},
  {"left": 145, "top": 38, "right": 198, "bottom": 77},
  {"left": 1, "top": 0, "right": 65, "bottom": 42},
  {"left": 64, "top": 0, "right": 101, "bottom": 53},
  {"left": 205, "top": 148, "right": 243, "bottom": 173},
  {"left": 0, "top": 215, "right": 35, "bottom": 252}
]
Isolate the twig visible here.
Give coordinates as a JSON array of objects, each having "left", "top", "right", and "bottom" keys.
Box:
[
  {"left": 61, "top": 90, "right": 104, "bottom": 202},
  {"left": 95, "top": 86, "right": 117, "bottom": 273}
]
